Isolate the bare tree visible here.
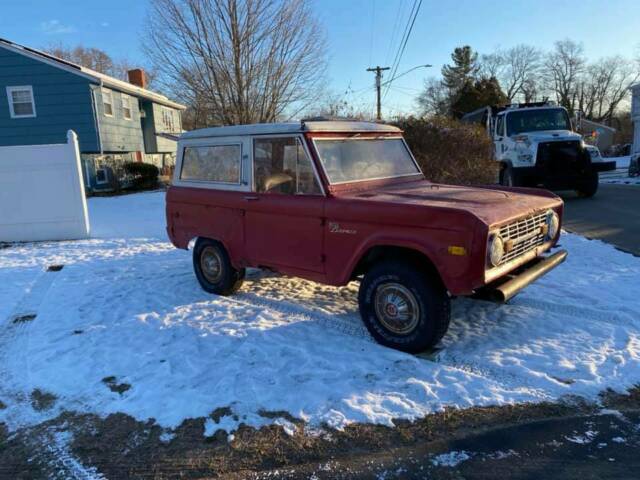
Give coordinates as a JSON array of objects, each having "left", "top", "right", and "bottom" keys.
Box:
[
  {"left": 43, "top": 44, "right": 158, "bottom": 88},
  {"left": 478, "top": 51, "right": 504, "bottom": 80},
  {"left": 44, "top": 44, "right": 115, "bottom": 75},
  {"left": 577, "top": 56, "right": 639, "bottom": 122},
  {"left": 480, "top": 45, "right": 542, "bottom": 102},
  {"left": 417, "top": 77, "right": 450, "bottom": 116},
  {"left": 144, "top": 0, "right": 327, "bottom": 126},
  {"left": 544, "top": 39, "right": 586, "bottom": 114}
]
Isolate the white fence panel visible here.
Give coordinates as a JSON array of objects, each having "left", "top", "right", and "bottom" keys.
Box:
[{"left": 0, "top": 130, "right": 90, "bottom": 242}]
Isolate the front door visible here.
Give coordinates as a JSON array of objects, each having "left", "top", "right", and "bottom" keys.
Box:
[
  {"left": 494, "top": 113, "right": 507, "bottom": 161},
  {"left": 243, "top": 135, "right": 325, "bottom": 273}
]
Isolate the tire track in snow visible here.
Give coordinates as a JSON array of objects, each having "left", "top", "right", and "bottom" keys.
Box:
[
  {"left": 232, "top": 291, "right": 375, "bottom": 342},
  {"left": 512, "top": 297, "right": 633, "bottom": 325},
  {"left": 0, "top": 266, "right": 104, "bottom": 480}
]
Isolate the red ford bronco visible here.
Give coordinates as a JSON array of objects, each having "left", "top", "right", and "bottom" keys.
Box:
[{"left": 166, "top": 120, "right": 567, "bottom": 353}]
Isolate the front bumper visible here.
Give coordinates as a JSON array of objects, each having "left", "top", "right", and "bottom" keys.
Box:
[
  {"left": 476, "top": 249, "right": 568, "bottom": 302},
  {"left": 592, "top": 160, "right": 616, "bottom": 172}
]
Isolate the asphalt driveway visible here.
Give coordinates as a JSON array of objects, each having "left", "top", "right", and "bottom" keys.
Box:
[{"left": 561, "top": 183, "right": 640, "bottom": 256}]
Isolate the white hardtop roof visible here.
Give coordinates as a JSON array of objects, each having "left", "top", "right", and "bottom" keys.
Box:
[
  {"left": 502, "top": 105, "right": 566, "bottom": 113},
  {"left": 0, "top": 38, "right": 186, "bottom": 110},
  {"left": 180, "top": 120, "right": 401, "bottom": 139}
]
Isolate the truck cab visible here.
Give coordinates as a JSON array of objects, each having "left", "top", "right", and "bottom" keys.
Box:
[{"left": 465, "top": 103, "right": 616, "bottom": 197}]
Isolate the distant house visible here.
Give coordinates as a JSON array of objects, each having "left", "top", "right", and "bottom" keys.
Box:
[
  {"left": 631, "top": 83, "right": 640, "bottom": 159},
  {"left": 578, "top": 118, "right": 616, "bottom": 153},
  {"left": 0, "top": 38, "right": 186, "bottom": 192}
]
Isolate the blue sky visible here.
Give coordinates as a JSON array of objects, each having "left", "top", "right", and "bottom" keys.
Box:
[{"left": 2, "top": 0, "right": 638, "bottom": 117}]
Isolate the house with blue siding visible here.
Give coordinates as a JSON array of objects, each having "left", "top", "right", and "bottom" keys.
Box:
[{"left": 0, "top": 38, "right": 186, "bottom": 192}]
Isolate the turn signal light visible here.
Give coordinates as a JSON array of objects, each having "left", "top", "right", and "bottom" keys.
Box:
[{"left": 448, "top": 246, "right": 467, "bottom": 256}]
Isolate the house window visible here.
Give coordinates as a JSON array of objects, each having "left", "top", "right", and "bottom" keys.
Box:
[
  {"left": 95, "top": 167, "right": 109, "bottom": 185},
  {"left": 180, "top": 144, "right": 241, "bottom": 184},
  {"left": 6, "top": 86, "right": 36, "bottom": 118},
  {"left": 122, "top": 94, "right": 132, "bottom": 120},
  {"left": 161, "top": 107, "right": 175, "bottom": 131},
  {"left": 102, "top": 88, "right": 113, "bottom": 117}
]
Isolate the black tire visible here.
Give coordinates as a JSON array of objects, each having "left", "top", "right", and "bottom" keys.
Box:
[
  {"left": 193, "top": 238, "right": 245, "bottom": 295},
  {"left": 358, "top": 260, "right": 451, "bottom": 353},
  {"left": 576, "top": 172, "right": 598, "bottom": 198},
  {"left": 500, "top": 164, "right": 517, "bottom": 187}
]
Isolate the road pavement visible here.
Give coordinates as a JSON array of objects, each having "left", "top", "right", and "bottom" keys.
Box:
[{"left": 561, "top": 183, "right": 640, "bottom": 256}]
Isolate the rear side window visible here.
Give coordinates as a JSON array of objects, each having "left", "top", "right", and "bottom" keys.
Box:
[
  {"left": 180, "top": 144, "right": 241, "bottom": 183},
  {"left": 253, "top": 137, "right": 321, "bottom": 195}
]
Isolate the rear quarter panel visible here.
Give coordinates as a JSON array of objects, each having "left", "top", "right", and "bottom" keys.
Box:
[{"left": 166, "top": 186, "right": 245, "bottom": 268}]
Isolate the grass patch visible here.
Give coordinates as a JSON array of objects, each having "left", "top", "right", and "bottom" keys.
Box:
[
  {"left": 12, "top": 314, "right": 36, "bottom": 324},
  {"left": 102, "top": 376, "right": 131, "bottom": 395},
  {"left": 30, "top": 389, "right": 56, "bottom": 411}
]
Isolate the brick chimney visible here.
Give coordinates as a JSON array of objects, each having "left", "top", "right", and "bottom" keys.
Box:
[{"left": 127, "top": 69, "right": 147, "bottom": 89}]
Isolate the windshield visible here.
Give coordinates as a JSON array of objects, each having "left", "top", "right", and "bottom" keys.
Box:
[
  {"left": 506, "top": 108, "right": 571, "bottom": 136},
  {"left": 314, "top": 137, "right": 420, "bottom": 184}
]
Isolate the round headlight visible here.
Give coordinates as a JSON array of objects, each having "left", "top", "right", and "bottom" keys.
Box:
[
  {"left": 488, "top": 233, "right": 504, "bottom": 267},
  {"left": 546, "top": 210, "right": 559, "bottom": 240}
]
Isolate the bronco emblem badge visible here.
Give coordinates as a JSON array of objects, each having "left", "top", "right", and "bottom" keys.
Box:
[{"left": 328, "top": 222, "right": 357, "bottom": 235}]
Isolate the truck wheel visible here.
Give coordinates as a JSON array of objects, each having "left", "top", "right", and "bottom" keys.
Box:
[
  {"left": 358, "top": 260, "right": 451, "bottom": 353},
  {"left": 500, "top": 165, "right": 517, "bottom": 187},
  {"left": 576, "top": 172, "right": 598, "bottom": 198},
  {"left": 193, "top": 238, "right": 245, "bottom": 295}
]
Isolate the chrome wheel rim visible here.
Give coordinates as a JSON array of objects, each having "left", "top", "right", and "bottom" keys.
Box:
[
  {"left": 200, "top": 247, "right": 223, "bottom": 283},
  {"left": 374, "top": 283, "right": 420, "bottom": 335}
]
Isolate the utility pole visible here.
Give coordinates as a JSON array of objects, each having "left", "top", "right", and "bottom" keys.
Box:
[{"left": 366, "top": 66, "right": 390, "bottom": 121}]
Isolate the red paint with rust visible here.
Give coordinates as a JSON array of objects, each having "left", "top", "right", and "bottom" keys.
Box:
[{"left": 166, "top": 131, "right": 563, "bottom": 296}]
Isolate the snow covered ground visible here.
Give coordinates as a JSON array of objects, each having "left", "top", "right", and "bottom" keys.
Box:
[
  {"left": 1, "top": 191, "right": 639, "bottom": 437},
  {"left": 600, "top": 156, "right": 640, "bottom": 185}
]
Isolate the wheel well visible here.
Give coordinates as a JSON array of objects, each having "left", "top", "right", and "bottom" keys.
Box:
[{"left": 350, "top": 245, "right": 441, "bottom": 283}]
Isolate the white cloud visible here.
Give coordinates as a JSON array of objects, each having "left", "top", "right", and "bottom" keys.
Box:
[
  {"left": 100, "top": 21, "right": 110, "bottom": 28},
  {"left": 40, "top": 19, "right": 76, "bottom": 35}
]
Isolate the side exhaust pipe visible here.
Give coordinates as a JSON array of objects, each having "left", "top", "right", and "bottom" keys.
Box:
[{"left": 487, "top": 249, "right": 568, "bottom": 303}]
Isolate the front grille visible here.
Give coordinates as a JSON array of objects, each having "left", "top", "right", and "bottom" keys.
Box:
[
  {"left": 498, "top": 211, "right": 548, "bottom": 265},
  {"left": 536, "top": 140, "right": 589, "bottom": 175}
]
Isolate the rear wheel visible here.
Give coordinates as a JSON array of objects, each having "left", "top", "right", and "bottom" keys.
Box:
[
  {"left": 576, "top": 172, "right": 598, "bottom": 198},
  {"left": 193, "top": 238, "right": 245, "bottom": 295},
  {"left": 358, "top": 260, "right": 450, "bottom": 353}
]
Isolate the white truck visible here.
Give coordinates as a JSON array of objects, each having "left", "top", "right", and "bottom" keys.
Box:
[{"left": 462, "top": 102, "right": 616, "bottom": 197}]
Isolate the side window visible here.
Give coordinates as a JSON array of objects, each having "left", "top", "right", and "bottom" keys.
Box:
[
  {"left": 180, "top": 144, "right": 241, "bottom": 183},
  {"left": 253, "top": 137, "right": 321, "bottom": 195},
  {"left": 496, "top": 115, "right": 504, "bottom": 137}
]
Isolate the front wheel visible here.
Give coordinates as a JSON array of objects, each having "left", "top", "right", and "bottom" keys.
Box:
[
  {"left": 193, "top": 238, "right": 245, "bottom": 295},
  {"left": 358, "top": 261, "right": 451, "bottom": 353},
  {"left": 576, "top": 172, "right": 598, "bottom": 198},
  {"left": 500, "top": 165, "right": 517, "bottom": 187}
]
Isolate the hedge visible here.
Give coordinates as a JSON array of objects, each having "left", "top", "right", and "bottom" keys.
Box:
[{"left": 393, "top": 116, "right": 497, "bottom": 185}]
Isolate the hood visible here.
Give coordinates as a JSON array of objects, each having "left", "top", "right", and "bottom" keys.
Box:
[
  {"left": 522, "top": 130, "right": 582, "bottom": 143},
  {"left": 344, "top": 180, "right": 561, "bottom": 227}
]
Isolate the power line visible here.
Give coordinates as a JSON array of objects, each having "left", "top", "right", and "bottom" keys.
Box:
[
  {"left": 385, "top": 0, "right": 418, "bottom": 94},
  {"left": 368, "top": 0, "right": 376, "bottom": 66},
  {"left": 383, "top": 0, "right": 422, "bottom": 97},
  {"left": 384, "top": 0, "right": 405, "bottom": 66}
]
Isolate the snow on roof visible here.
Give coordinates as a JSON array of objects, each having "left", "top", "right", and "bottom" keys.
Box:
[
  {"left": 0, "top": 38, "right": 186, "bottom": 110},
  {"left": 180, "top": 120, "right": 401, "bottom": 139}
]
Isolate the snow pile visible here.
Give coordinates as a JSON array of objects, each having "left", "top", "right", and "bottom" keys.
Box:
[
  {"left": 600, "top": 156, "right": 640, "bottom": 185},
  {"left": 431, "top": 451, "right": 471, "bottom": 467},
  {"left": 1, "top": 191, "right": 640, "bottom": 434}
]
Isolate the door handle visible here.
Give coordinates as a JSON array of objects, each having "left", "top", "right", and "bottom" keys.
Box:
[{"left": 244, "top": 195, "right": 259, "bottom": 201}]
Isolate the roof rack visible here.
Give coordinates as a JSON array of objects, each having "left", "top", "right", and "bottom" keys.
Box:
[{"left": 505, "top": 100, "right": 555, "bottom": 110}]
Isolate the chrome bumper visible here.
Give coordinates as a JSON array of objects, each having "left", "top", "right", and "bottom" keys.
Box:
[{"left": 479, "top": 249, "right": 568, "bottom": 303}]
